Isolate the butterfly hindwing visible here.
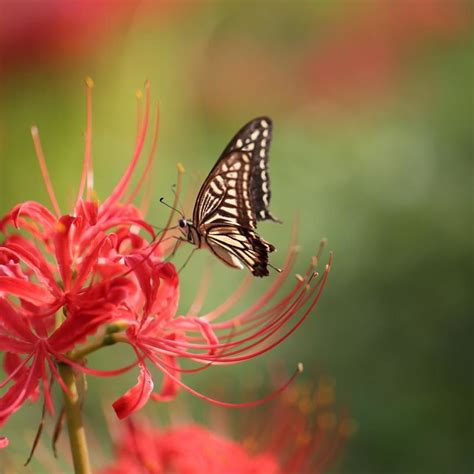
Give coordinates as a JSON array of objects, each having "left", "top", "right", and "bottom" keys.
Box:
[{"left": 206, "top": 225, "right": 275, "bottom": 277}]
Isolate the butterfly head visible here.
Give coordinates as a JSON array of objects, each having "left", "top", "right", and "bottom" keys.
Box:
[{"left": 178, "top": 218, "right": 199, "bottom": 245}]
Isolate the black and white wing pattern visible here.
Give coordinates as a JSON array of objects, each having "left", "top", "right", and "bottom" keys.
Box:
[
  {"left": 192, "top": 117, "right": 279, "bottom": 277},
  {"left": 219, "top": 117, "right": 278, "bottom": 222}
]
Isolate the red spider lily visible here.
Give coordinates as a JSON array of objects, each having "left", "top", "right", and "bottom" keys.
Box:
[
  {"left": 101, "top": 378, "right": 354, "bottom": 474},
  {"left": 0, "top": 0, "right": 199, "bottom": 73},
  {"left": 0, "top": 79, "right": 163, "bottom": 444}
]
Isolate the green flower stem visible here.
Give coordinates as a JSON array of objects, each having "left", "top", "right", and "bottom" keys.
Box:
[
  {"left": 71, "top": 333, "right": 118, "bottom": 361},
  {"left": 57, "top": 331, "right": 123, "bottom": 473},
  {"left": 58, "top": 362, "right": 91, "bottom": 474}
]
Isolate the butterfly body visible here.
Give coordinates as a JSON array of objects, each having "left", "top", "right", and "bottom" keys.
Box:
[{"left": 178, "top": 117, "right": 279, "bottom": 277}]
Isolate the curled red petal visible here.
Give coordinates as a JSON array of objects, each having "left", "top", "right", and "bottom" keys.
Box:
[
  {"left": 112, "top": 363, "right": 153, "bottom": 419},
  {"left": 8, "top": 201, "right": 56, "bottom": 231},
  {"left": 0, "top": 437, "right": 9, "bottom": 448},
  {"left": 0, "top": 299, "right": 36, "bottom": 343},
  {"left": 1, "top": 239, "right": 59, "bottom": 295},
  {"left": 151, "top": 356, "right": 179, "bottom": 402}
]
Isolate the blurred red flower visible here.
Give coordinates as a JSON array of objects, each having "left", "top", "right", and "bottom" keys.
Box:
[
  {"left": 196, "top": 0, "right": 469, "bottom": 115},
  {"left": 0, "top": 79, "right": 162, "bottom": 444},
  {"left": 102, "top": 378, "right": 354, "bottom": 474},
  {"left": 303, "top": 0, "right": 469, "bottom": 105},
  {"left": 0, "top": 0, "right": 196, "bottom": 72}
]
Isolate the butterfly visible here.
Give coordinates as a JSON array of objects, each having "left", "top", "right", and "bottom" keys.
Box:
[{"left": 177, "top": 117, "right": 280, "bottom": 277}]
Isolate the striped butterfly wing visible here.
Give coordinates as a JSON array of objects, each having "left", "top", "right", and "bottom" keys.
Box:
[
  {"left": 219, "top": 117, "right": 279, "bottom": 222},
  {"left": 192, "top": 118, "right": 278, "bottom": 277},
  {"left": 206, "top": 224, "right": 275, "bottom": 277},
  {"left": 193, "top": 117, "right": 277, "bottom": 227}
]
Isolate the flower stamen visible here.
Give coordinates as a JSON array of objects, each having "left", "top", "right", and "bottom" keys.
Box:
[{"left": 30, "top": 126, "right": 61, "bottom": 218}]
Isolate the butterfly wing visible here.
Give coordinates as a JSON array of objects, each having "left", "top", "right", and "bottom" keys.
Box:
[
  {"left": 193, "top": 151, "right": 255, "bottom": 228},
  {"left": 206, "top": 225, "right": 275, "bottom": 277},
  {"left": 219, "top": 117, "right": 278, "bottom": 222},
  {"left": 190, "top": 117, "right": 279, "bottom": 277},
  {"left": 193, "top": 117, "right": 278, "bottom": 226}
]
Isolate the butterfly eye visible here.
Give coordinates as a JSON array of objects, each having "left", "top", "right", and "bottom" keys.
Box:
[{"left": 178, "top": 219, "right": 187, "bottom": 229}]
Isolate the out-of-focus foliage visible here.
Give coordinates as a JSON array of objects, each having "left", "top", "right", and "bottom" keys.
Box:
[{"left": 0, "top": 1, "right": 471, "bottom": 472}]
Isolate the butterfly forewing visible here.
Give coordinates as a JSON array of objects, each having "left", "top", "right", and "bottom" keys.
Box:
[{"left": 220, "top": 117, "right": 276, "bottom": 222}]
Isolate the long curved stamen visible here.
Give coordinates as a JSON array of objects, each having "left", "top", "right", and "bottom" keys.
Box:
[
  {"left": 135, "top": 89, "right": 143, "bottom": 144},
  {"left": 151, "top": 255, "right": 331, "bottom": 362},
  {"left": 128, "top": 102, "right": 160, "bottom": 205},
  {"left": 153, "top": 359, "right": 304, "bottom": 408},
  {"left": 101, "top": 81, "right": 151, "bottom": 214},
  {"left": 204, "top": 242, "right": 298, "bottom": 326},
  {"left": 214, "top": 260, "right": 331, "bottom": 363},
  {"left": 202, "top": 227, "right": 299, "bottom": 325},
  {"left": 200, "top": 274, "right": 253, "bottom": 323},
  {"left": 156, "top": 278, "right": 309, "bottom": 361},
  {"left": 186, "top": 266, "right": 211, "bottom": 316},
  {"left": 53, "top": 352, "right": 142, "bottom": 378},
  {"left": 223, "top": 247, "right": 323, "bottom": 331},
  {"left": 76, "top": 77, "right": 94, "bottom": 205},
  {"left": 210, "top": 239, "right": 323, "bottom": 332},
  {"left": 217, "top": 261, "right": 331, "bottom": 361},
  {"left": 30, "top": 126, "right": 61, "bottom": 218}
]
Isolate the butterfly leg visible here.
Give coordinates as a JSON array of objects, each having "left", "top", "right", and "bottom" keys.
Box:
[
  {"left": 164, "top": 236, "right": 186, "bottom": 261},
  {"left": 178, "top": 247, "right": 199, "bottom": 274}
]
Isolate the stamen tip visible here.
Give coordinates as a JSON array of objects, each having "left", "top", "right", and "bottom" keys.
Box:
[
  {"left": 136, "top": 89, "right": 143, "bottom": 99},
  {"left": 177, "top": 162, "right": 186, "bottom": 174},
  {"left": 31, "top": 125, "right": 39, "bottom": 136},
  {"left": 295, "top": 274, "right": 304, "bottom": 282},
  {"left": 85, "top": 76, "right": 94, "bottom": 89},
  {"left": 297, "top": 362, "right": 304, "bottom": 373}
]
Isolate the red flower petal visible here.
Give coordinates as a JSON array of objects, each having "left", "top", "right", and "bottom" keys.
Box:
[
  {"left": 0, "top": 437, "right": 9, "bottom": 448},
  {"left": 112, "top": 363, "right": 153, "bottom": 419},
  {"left": 0, "top": 276, "right": 56, "bottom": 306},
  {"left": 8, "top": 201, "right": 56, "bottom": 231},
  {"left": 151, "top": 356, "right": 179, "bottom": 402},
  {"left": 53, "top": 215, "right": 75, "bottom": 291}
]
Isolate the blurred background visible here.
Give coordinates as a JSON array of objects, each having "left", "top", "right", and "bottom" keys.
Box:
[{"left": 0, "top": 1, "right": 471, "bottom": 472}]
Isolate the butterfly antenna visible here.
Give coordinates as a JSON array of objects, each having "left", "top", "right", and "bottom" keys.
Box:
[
  {"left": 159, "top": 197, "right": 185, "bottom": 219},
  {"left": 171, "top": 183, "right": 186, "bottom": 216}
]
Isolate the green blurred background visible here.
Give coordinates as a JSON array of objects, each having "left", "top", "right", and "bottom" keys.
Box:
[{"left": 0, "top": 1, "right": 471, "bottom": 472}]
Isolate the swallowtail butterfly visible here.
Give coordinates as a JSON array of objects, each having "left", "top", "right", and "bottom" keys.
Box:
[{"left": 178, "top": 117, "right": 280, "bottom": 277}]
